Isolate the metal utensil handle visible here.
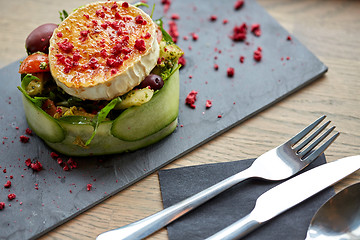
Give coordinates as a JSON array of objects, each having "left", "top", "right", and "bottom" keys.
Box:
[
  {"left": 205, "top": 214, "right": 260, "bottom": 240},
  {"left": 96, "top": 168, "right": 254, "bottom": 240}
]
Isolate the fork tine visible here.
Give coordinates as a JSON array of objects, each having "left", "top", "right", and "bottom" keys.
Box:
[
  {"left": 299, "top": 126, "right": 336, "bottom": 158},
  {"left": 302, "top": 132, "right": 340, "bottom": 164},
  {"left": 293, "top": 120, "right": 331, "bottom": 153},
  {"left": 288, "top": 115, "right": 326, "bottom": 145}
]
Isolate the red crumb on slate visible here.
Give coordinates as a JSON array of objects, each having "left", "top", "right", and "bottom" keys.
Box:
[
  {"left": 218, "top": 115, "right": 222, "bottom": 118},
  {"left": 227, "top": 67, "right": 235, "bottom": 77},
  {"left": 51, "top": 152, "right": 59, "bottom": 159},
  {"left": 240, "top": 56, "right": 245, "bottom": 63},
  {"left": 230, "top": 23, "right": 247, "bottom": 41},
  {"left": 234, "top": 0, "right": 244, "bottom": 10},
  {"left": 209, "top": 15, "right": 217, "bottom": 21},
  {"left": 161, "top": 0, "right": 171, "bottom": 13},
  {"left": 191, "top": 32, "right": 198, "bottom": 41},
  {"left": 223, "top": 19, "right": 228, "bottom": 24},
  {"left": 251, "top": 24, "right": 261, "bottom": 37},
  {"left": 87, "top": 184, "right": 92, "bottom": 191},
  {"left": 214, "top": 64, "right": 219, "bottom": 70},
  {"left": 171, "top": 13, "right": 180, "bottom": 20},
  {"left": 287, "top": 35, "right": 292, "bottom": 41},
  {"left": 185, "top": 90, "right": 198, "bottom": 109},
  {"left": 31, "top": 161, "right": 43, "bottom": 172},
  {"left": 25, "top": 128, "right": 32, "bottom": 135},
  {"left": 8, "top": 193, "right": 16, "bottom": 201},
  {"left": 206, "top": 100, "right": 212, "bottom": 109},
  {"left": 19, "top": 135, "right": 29, "bottom": 143},
  {"left": 67, "top": 158, "right": 78, "bottom": 169},
  {"left": 4, "top": 180, "right": 11, "bottom": 188},
  {"left": 25, "top": 159, "right": 43, "bottom": 172},
  {"left": 168, "top": 21, "right": 179, "bottom": 43},
  {"left": 0, "top": 202, "right": 5, "bottom": 210},
  {"left": 25, "top": 158, "right": 31, "bottom": 167},
  {"left": 254, "top": 47, "right": 262, "bottom": 62}
]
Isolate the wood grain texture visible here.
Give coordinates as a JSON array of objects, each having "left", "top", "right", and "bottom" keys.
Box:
[{"left": 0, "top": 0, "right": 359, "bottom": 239}]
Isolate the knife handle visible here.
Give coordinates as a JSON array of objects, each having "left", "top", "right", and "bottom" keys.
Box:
[
  {"left": 205, "top": 214, "right": 260, "bottom": 240},
  {"left": 96, "top": 168, "right": 254, "bottom": 240}
]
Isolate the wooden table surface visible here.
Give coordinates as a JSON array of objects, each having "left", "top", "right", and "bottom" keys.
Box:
[{"left": 1, "top": 0, "right": 359, "bottom": 239}]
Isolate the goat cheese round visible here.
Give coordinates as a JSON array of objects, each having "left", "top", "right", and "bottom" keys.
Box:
[{"left": 48, "top": 1, "right": 160, "bottom": 100}]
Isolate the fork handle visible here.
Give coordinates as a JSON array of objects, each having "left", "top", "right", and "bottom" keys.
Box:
[
  {"left": 96, "top": 168, "right": 254, "bottom": 240},
  {"left": 205, "top": 213, "right": 260, "bottom": 240}
]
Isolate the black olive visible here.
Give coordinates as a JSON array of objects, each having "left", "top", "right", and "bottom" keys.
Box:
[
  {"left": 25, "top": 23, "right": 58, "bottom": 54},
  {"left": 138, "top": 74, "right": 164, "bottom": 91}
]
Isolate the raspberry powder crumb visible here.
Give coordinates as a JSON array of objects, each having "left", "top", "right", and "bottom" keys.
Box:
[
  {"left": 0, "top": 202, "right": 5, "bottom": 210},
  {"left": 20, "top": 135, "right": 29, "bottom": 143},
  {"left": 227, "top": 67, "right": 235, "bottom": 77},
  {"left": 230, "top": 23, "right": 247, "bottom": 41},
  {"left": 206, "top": 100, "right": 212, "bottom": 109},
  {"left": 234, "top": 0, "right": 244, "bottom": 10},
  {"left": 87, "top": 184, "right": 92, "bottom": 191},
  {"left": 8, "top": 193, "right": 16, "bottom": 201},
  {"left": 4, "top": 180, "right": 11, "bottom": 188},
  {"left": 253, "top": 47, "right": 262, "bottom": 62},
  {"left": 185, "top": 90, "right": 198, "bottom": 109},
  {"left": 240, "top": 56, "right": 245, "bottom": 63},
  {"left": 251, "top": 24, "right": 261, "bottom": 37},
  {"left": 50, "top": 152, "right": 59, "bottom": 159}
]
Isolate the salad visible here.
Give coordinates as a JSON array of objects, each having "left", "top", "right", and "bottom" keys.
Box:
[{"left": 18, "top": 1, "right": 183, "bottom": 156}]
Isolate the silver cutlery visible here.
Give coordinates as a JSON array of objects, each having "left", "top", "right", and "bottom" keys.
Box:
[
  {"left": 206, "top": 155, "right": 360, "bottom": 240},
  {"left": 97, "top": 115, "right": 338, "bottom": 240},
  {"left": 305, "top": 182, "right": 360, "bottom": 240}
]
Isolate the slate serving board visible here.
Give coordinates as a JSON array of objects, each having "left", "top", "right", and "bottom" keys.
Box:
[{"left": 0, "top": 0, "right": 327, "bottom": 239}]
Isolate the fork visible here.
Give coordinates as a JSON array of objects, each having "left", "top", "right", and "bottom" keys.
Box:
[{"left": 96, "top": 115, "right": 339, "bottom": 240}]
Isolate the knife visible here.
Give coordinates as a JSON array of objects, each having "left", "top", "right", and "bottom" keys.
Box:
[{"left": 206, "top": 155, "right": 360, "bottom": 240}]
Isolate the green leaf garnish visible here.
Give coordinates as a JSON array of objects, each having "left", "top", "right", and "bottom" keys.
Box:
[
  {"left": 85, "top": 97, "right": 122, "bottom": 146},
  {"left": 59, "top": 10, "right": 69, "bottom": 21},
  {"left": 21, "top": 74, "right": 39, "bottom": 88},
  {"left": 133, "top": 2, "right": 149, "bottom": 8},
  {"left": 155, "top": 18, "right": 174, "bottom": 43},
  {"left": 150, "top": 3, "right": 155, "bottom": 19},
  {"left": 17, "top": 86, "right": 47, "bottom": 108},
  {"left": 162, "top": 64, "right": 181, "bottom": 81}
]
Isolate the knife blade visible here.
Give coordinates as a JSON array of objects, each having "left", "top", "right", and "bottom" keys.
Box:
[{"left": 206, "top": 155, "right": 360, "bottom": 240}]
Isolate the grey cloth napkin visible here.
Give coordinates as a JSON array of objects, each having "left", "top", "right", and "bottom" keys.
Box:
[{"left": 158, "top": 154, "right": 334, "bottom": 240}]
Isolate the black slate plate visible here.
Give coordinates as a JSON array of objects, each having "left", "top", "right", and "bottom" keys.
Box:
[{"left": 0, "top": 0, "right": 327, "bottom": 239}]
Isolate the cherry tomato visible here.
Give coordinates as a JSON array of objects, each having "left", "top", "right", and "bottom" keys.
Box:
[
  {"left": 19, "top": 53, "right": 50, "bottom": 74},
  {"left": 41, "top": 99, "right": 57, "bottom": 117}
]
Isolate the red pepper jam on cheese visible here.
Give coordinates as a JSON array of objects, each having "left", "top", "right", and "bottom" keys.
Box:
[{"left": 49, "top": 1, "right": 160, "bottom": 100}]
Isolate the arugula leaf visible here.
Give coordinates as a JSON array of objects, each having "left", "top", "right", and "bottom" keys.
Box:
[
  {"left": 133, "top": 2, "right": 149, "bottom": 8},
  {"left": 155, "top": 18, "right": 174, "bottom": 43},
  {"left": 59, "top": 10, "right": 69, "bottom": 21},
  {"left": 85, "top": 97, "right": 122, "bottom": 146},
  {"left": 17, "top": 86, "right": 47, "bottom": 108}
]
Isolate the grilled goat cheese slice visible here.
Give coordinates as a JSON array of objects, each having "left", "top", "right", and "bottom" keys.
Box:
[{"left": 48, "top": 1, "right": 160, "bottom": 100}]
